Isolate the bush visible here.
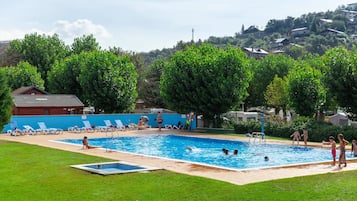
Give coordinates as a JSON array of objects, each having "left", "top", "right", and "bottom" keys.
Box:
[
  {"left": 233, "top": 121, "right": 261, "bottom": 134},
  {"left": 234, "top": 118, "right": 357, "bottom": 142}
]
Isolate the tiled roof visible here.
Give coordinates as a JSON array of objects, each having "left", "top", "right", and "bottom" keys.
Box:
[
  {"left": 14, "top": 95, "right": 84, "bottom": 107},
  {"left": 12, "top": 86, "right": 48, "bottom": 95}
]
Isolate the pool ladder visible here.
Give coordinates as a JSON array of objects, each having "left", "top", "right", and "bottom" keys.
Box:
[{"left": 106, "top": 131, "right": 121, "bottom": 152}]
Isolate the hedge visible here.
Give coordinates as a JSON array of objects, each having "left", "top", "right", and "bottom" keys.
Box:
[{"left": 234, "top": 119, "right": 357, "bottom": 142}]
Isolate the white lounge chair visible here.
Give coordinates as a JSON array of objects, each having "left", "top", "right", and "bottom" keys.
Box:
[
  {"left": 82, "top": 120, "right": 107, "bottom": 132},
  {"left": 103, "top": 120, "right": 115, "bottom": 132},
  {"left": 67, "top": 125, "right": 81, "bottom": 133},
  {"left": 38, "top": 122, "right": 63, "bottom": 134},
  {"left": 23, "top": 125, "right": 38, "bottom": 135},
  {"left": 7, "top": 121, "right": 23, "bottom": 136},
  {"left": 81, "top": 120, "right": 95, "bottom": 132},
  {"left": 114, "top": 120, "right": 126, "bottom": 131},
  {"left": 165, "top": 124, "right": 173, "bottom": 129}
]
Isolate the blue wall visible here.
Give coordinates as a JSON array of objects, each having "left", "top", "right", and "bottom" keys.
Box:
[{"left": 2, "top": 113, "right": 196, "bottom": 133}]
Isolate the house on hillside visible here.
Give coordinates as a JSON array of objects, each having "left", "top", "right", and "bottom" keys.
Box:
[
  {"left": 319, "top": 18, "right": 333, "bottom": 26},
  {"left": 319, "top": 28, "right": 346, "bottom": 37},
  {"left": 243, "top": 25, "right": 265, "bottom": 37},
  {"left": 12, "top": 86, "right": 84, "bottom": 115},
  {"left": 243, "top": 25, "right": 264, "bottom": 34},
  {"left": 290, "top": 27, "right": 310, "bottom": 37},
  {"left": 271, "top": 38, "right": 290, "bottom": 49},
  {"left": 347, "top": 3, "right": 357, "bottom": 10},
  {"left": 242, "top": 47, "right": 269, "bottom": 59}
]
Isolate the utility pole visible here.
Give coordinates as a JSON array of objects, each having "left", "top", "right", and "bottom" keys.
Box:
[{"left": 191, "top": 28, "right": 194, "bottom": 42}]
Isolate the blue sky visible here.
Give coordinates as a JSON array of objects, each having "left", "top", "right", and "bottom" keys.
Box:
[{"left": 0, "top": 0, "right": 355, "bottom": 52}]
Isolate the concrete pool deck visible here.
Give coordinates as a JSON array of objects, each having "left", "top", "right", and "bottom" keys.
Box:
[{"left": 1, "top": 129, "right": 357, "bottom": 185}]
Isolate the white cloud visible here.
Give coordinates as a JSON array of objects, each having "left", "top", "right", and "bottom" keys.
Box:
[
  {"left": 0, "top": 19, "right": 112, "bottom": 48},
  {"left": 51, "top": 19, "right": 112, "bottom": 44}
]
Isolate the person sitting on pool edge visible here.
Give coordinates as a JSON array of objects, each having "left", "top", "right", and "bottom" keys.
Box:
[{"left": 82, "top": 136, "right": 99, "bottom": 149}]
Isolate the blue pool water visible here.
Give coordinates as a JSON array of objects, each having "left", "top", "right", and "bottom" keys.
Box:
[
  {"left": 59, "top": 135, "right": 351, "bottom": 170},
  {"left": 71, "top": 161, "right": 161, "bottom": 175}
]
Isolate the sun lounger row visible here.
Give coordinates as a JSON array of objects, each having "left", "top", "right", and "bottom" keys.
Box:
[
  {"left": 7, "top": 122, "right": 63, "bottom": 135},
  {"left": 67, "top": 120, "right": 127, "bottom": 133},
  {"left": 7, "top": 120, "right": 129, "bottom": 136}
]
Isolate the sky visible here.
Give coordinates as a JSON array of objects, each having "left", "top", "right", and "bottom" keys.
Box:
[{"left": 0, "top": 0, "right": 355, "bottom": 52}]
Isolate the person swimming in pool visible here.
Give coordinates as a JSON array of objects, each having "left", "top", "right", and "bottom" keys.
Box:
[
  {"left": 222, "top": 148, "right": 229, "bottom": 155},
  {"left": 233, "top": 149, "right": 238, "bottom": 155}
]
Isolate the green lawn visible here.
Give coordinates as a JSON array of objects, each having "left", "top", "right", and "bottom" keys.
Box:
[{"left": 1, "top": 140, "right": 357, "bottom": 201}]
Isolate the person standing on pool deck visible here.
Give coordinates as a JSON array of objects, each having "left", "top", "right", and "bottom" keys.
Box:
[
  {"left": 322, "top": 136, "right": 337, "bottom": 166},
  {"left": 351, "top": 140, "right": 357, "bottom": 157},
  {"left": 337, "top": 133, "right": 349, "bottom": 168},
  {"left": 301, "top": 128, "right": 308, "bottom": 146},
  {"left": 156, "top": 111, "right": 163, "bottom": 131},
  {"left": 290, "top": 129, "right": 301, "bottom": 145}
]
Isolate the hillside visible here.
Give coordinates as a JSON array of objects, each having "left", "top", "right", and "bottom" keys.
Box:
[
  {"left": 140, "top": 3, "right": 357, "bottom": 67},
  {"left": 0, "top": 41, "right": 9, "bottom": 55}
]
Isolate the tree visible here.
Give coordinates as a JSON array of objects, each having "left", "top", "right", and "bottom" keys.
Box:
[
  {"left": 7, "top": 33, "right": 69, "bottom": 88},
  {"left": 0, "top": 61, "right": 45, "bottom": 90},
  {"left": 141, "top": 59, "right": 167, "bottom": 107},
  {"left": 71, "top": 34, "right": 100, "bottom": 54},
  {"left": 323, "top": 47, "right": 357, "bottom": 119},
  {"left": 0, "top": 71, "right": 13, "bottom": 130},
  {"left": 108, "top": 47, "right": 145, "bottom": 103},
  {"left": 246, "top": 54, "right": 296, "bottom": 108},
  {"left": 78, "top": 51, "right": 138, "bottom": 113},
  {"left": 1, "top": 40, "right": 22, "bottom": 67},
  {"left": 287, "top": 63, "right": 326, "bottom": 117},
  {"left": 264, "top": 75, "right": 289, "bottom": 116},
  {"left": 284, "top": 45, "right": 307, "bottom": 60},
  {"left": 47, "top": 54, "right": 83, "bottom": 96},
  {"left": 161, "top": 44, "right": 252, "bottom": 125}
]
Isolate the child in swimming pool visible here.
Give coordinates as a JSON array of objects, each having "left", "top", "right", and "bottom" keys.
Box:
[{"left": 322, "top": 136, "right": 337, "bottom": 166}]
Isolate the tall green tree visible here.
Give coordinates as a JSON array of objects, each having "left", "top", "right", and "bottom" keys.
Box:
[
  {"left": 264, "top": 75, "right": 289, "bottom": 116},
  {"left": 141, "top": 59, "right": 167, "bottom": 107},
  {"left": 78, "top": 51, "right": 138, "bottom": 113},
  {"left": 284, "top": 45, "right": 307, "bottom": 60},
  {"left": 287, "top": 63, "right": 326, "bottom": 117},
  {"left": 0, "top": 71, "right": 13, "bottom": 130},
  {"left": 47, "top": 54, "right": 83, "bottom": 96},
  {"left": 7, "top": 33, "right": 69, "bottom": 88},
  {"left": 161, "top": 44, "right": 252, "bottom": 123},
  {"left": 323, "top": 47, "right": 357, "bottom": 119},
  {"left": 1, "top": 40, "right": 22, "bottom": 67},
  {"left": 0, "top": 61, "right": 45, "bottom": 90},
  {"left": 108, "top": 47, "right": 145, "bottom": 101},
  {"left": 71, "top": 34, "right": 100, "bottom": 54},
  {"left": 246, "top": 54, "right": 296, "bottom": 108}
]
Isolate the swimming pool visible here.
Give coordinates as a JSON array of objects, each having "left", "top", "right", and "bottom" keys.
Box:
[
  {"left": 71, "top": 161, "right": 161, "bottom": 175},
  {"left": 59, "top": 135, "right": 350, "bottom": 170}
]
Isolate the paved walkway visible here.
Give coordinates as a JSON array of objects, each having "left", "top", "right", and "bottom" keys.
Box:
[{"left": 1, "top": 129, "right": 357, "bottom": 185}]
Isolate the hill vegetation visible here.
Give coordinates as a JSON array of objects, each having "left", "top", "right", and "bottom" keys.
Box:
[{"left": 140, "top": 3, "right": 357, "bottom": 66}]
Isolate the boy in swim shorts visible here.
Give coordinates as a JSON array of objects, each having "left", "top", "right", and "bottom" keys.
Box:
[
  {"left": 337, "top": 133, "right": 349, "bottom": 168},
  {"left": 322, "top": 136, "right": 336, "bottom": 166}
]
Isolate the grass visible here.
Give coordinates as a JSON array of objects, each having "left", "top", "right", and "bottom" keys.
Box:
[{"left": 1, "top": 140, "right": 357, "bottom": 201}]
